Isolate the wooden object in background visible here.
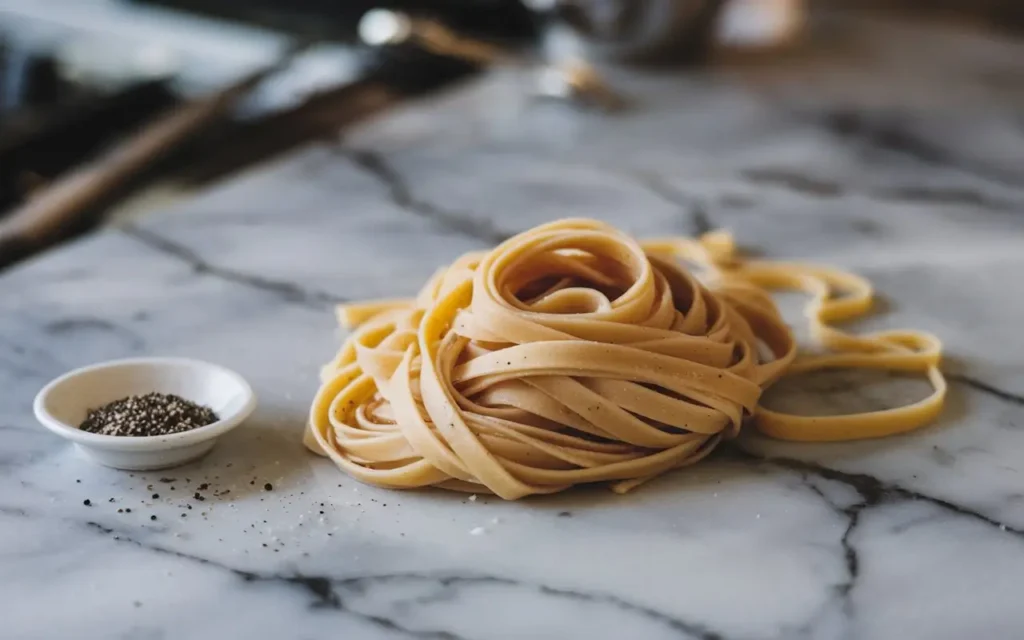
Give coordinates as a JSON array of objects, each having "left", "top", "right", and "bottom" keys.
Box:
[{"left": 0, "top": 55, "right": 294, "bottom": 269}]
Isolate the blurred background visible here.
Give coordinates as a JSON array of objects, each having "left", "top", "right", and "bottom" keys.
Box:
[{"left": 0, "top": 0, "right": 1020, "bottom": 267}]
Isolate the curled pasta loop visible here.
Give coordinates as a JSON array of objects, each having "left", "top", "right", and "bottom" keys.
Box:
[{"left": 306, "top": 219, "right": 945, "bottom": 498}]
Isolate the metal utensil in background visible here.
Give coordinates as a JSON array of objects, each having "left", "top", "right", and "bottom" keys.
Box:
[
  {"left": 359, "top": 8, "right": 627, "bottom": 112},
  {"left": 549, "top": 0, "right": 727, "bottom": 64},
  {"left": 172, "top": 7, "right": 626, "bottom": 187}
]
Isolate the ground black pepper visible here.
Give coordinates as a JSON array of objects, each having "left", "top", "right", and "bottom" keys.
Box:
[
  {"left": 264, "top": 483, "right": 273, "bottom": 491},
  {"left": 83, "top": 499, "right": 91, "bottom": 506},
  {"left": 78, "top": 392, "right": 218, "bottom": 437}
]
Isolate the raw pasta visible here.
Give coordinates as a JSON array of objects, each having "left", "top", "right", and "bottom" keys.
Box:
[{"left": 305, "top": 219, "right": 945, "bottom": 499}]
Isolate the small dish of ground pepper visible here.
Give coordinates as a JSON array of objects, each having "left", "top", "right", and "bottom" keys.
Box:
[{"left": 33, "top": 357, "right": 256, "bottom": 470}]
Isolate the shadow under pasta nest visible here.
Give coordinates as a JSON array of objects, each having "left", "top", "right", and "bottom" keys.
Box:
[
  {"left": 429, "top": 364, "right": 966, "bottom": 509},
  {"left": 394, "top": 445, "right": 778, "bottom": 513},
  {"left": 303, "top": 359, "right": 974, "bottom": 508}
]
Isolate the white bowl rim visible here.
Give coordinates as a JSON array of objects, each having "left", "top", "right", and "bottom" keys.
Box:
[{"left": 33, "top": 356, "right": 257, "bottom": 451}]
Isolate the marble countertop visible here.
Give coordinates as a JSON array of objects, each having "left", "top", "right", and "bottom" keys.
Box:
[{"left": 3, "top": 17, "right": 1024, "bottom": 640}]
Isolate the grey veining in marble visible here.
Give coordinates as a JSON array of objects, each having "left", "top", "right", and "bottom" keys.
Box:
[{"left": 2, "top": 16, "right": 1024, "bottom": 640}]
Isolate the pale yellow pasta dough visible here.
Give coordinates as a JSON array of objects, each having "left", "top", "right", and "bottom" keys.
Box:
[{"left": 305, "top": 219, "right": 945, "bottom": 499}]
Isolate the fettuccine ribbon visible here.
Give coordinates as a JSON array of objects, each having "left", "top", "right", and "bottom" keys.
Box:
[{"left": 306, "top": 219, "right": 945, "bottom": 499}]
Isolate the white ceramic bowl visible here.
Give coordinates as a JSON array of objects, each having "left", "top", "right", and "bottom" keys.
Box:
[{"left": 33, "top": 357, "right": 256, "bottom": 471}]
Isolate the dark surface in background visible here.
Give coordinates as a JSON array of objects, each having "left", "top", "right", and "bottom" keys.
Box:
[
  {"left": 829, "top": 0, "right": 1024, "bottom": 32},
  {"left": 133, "top": 0, "right": 1024, "bottom": 36},
  {"left": 131, "top": 0, "right": 540, "bottom": 40}
]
